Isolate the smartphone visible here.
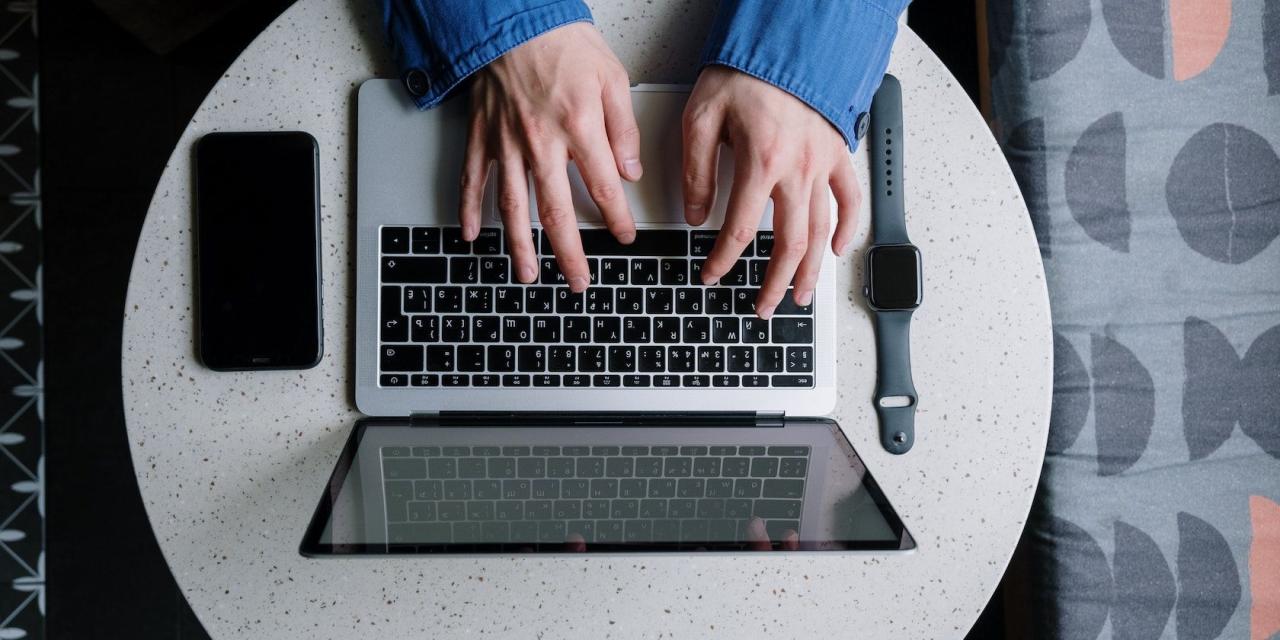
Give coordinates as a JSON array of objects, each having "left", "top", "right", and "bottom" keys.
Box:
[{"left": 194, "top": 131, "right": 323, "bottom": 370}]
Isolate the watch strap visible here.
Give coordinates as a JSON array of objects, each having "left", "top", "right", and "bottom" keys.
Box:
[
  {"left": 869, "top": 74, "right": 908, "bottom": 246},
  {"left": 873, "top": 310, "right": 916, "bottom": 455}
]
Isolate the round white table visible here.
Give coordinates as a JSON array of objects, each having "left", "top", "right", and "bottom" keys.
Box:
[{"left": 123, "top": 1, "right": 1052, "bottom": 637}]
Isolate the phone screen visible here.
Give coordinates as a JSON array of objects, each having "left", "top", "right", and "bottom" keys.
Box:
[{"left": 195, "top": 132, "right": 322, "bottom": 370}]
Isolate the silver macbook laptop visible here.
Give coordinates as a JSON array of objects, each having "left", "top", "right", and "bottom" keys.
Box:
[{"left": 299, "top": 80, "right": 913, "bottom": 555}]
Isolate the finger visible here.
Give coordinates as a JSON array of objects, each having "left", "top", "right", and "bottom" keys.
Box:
[
  {"left": 497, "top": 150, "right": 537, "bottom": 283},
  {"left": 570, "top": 121, "right": 636, "bottom": 244},
  {"left": 531, "top": 150, "right": 591, "bottom": 292},
  {"left": 791, "top": 181, "right": 832, "bottom": 307},
  {"left": 565, "top": 533, "right": 587, "bottom": 553},
  {"left": 745, "top": 517, "right": 772, "bottom": 551},
  {"left": 459, "top": 113, "right": 489, "bottom": 241},
  {"left": 829, "top": 153, "right": 862, "bottom": 256},
  {"left": 702, "top": 166, "right": 771, "bottom": 284},
  {"left": 681, "top": 105, "right": 724, "bottom": 226},
  {"left": 602, "top": 79, "right": 643, "bottom": 181},
  {"left": 755, "top": 183, "right": 809, "bottom": 319},
  {"left": 782, "top": 530, "right": 800, "bottom": 551}
]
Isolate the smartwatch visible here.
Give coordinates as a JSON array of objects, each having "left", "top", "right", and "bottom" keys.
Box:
[{"left": 862, "top": 74, "right": 923, "bottom": 455}]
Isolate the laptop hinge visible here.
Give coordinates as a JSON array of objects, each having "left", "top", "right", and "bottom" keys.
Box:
[{"left": 410, "top": 411, "right": 785, "bottom": 427}]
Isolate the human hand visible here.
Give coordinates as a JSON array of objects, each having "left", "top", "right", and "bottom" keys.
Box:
[
  {"left": 682, "top": 66, "right": 861, "bottom": 318},
  {"left": 462, "top": 23, "right": 642, "bottom": 292}
]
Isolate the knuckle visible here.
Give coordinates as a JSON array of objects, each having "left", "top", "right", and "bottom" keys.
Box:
[
  {"left": 497, "top": 191, "right": 524, "bottom": 218},
  {"left": 519, "top": 113, "right": 548, "bottom": 143},
  {"left": 587, "top": 180, "right": 621, "bottom": 205},
  {"left": 561, "top": 113, "right": 595, "bottom": 139},
  {"left": 777, "top": 237, "right": 809, "bottom": 259},
  {"left": 538, "top": 205, "right": 575, "bottom": 229},
  {"left": 729, "top": 226, "right": 756, "bottom": 245}
]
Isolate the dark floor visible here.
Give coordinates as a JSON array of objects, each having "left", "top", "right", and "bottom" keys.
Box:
[{"left": 40, "top": 2, "right": 1002, "bottom": 638}]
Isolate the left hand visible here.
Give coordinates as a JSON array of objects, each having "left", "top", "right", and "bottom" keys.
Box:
[{"left": 682, "top": 66, "right": 861, "bottom": 319}]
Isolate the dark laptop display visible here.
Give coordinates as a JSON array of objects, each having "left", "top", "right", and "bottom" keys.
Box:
[{"left": 301, "top": 416, "right": 915, "bottom": 555}]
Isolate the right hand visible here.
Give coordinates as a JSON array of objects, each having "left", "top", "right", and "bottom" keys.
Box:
[{"left": 462, "top": 23, "right": 643, "bottom": 292}]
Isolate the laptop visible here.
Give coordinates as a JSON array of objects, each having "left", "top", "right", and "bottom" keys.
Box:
[{"left": 299, "top": 80, "right": 915, "bottom": 555}]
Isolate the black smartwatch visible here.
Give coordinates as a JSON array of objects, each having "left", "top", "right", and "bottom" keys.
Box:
[{"left": 862, "top": 74, "right": 923, "bottom": 455}]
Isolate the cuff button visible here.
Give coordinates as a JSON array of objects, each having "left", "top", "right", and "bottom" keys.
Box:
[
  {"left": 854, "top": 111, "right": 870, "bottom": 140},
  {"left": 404, "top": 69, "right": 430, "bottom": 97}
]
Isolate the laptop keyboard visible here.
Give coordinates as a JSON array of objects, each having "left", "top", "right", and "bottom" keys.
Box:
[
  {"left": 378, "top": 226, "right": 816, "bottom": 389},
  {"left": 381, "top": 444, "right": 810, "bottom": 547}
]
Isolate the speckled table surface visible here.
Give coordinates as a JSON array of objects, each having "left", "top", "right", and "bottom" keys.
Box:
[{"left": 122, "top": 1, "right": 1052, "bottom": 637}]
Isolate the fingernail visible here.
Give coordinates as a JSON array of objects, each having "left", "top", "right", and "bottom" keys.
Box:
[
  {"left": 624, "top": 159, "right": 643, "bottom": 180},
  {"left": 796, "top": 290, "right": 813, "bottom": 306},
  {"left": 569, "top": 276, "right": 590, "bottom": 292},
  {"left": 686, "top": 203, "right": 705, "bottom": 220},
  {"left": 703, "top": 276, "right": 720, "bottom": 286},
  {"left": 618, "top": 231, "right": 636, "bottom": 244},
  {"left": 518, "top": 265, "right": 537, "bottom": 283},
  {"left": 758, "top": 304, "right": 776, "bottom": 320}
]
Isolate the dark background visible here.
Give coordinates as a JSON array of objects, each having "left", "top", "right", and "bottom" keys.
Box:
[{"left": 41, "top": 0, "right": 998, "bottom": 638}]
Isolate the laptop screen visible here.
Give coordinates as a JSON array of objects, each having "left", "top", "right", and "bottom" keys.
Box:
[{"left": 300, "top": 417, "right": 914, "bottom": 555}]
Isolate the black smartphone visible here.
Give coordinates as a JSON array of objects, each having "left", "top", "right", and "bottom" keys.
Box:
[{"left": 194, "top": 131, "right": 322, "bottom": 370}]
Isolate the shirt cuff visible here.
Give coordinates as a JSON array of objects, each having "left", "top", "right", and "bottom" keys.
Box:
[
  {"left": 387, "top": 0, "right": 594, "bottom": 110},
  {"left": 699, "top": 0, "right": 906, "bottom": 150}
]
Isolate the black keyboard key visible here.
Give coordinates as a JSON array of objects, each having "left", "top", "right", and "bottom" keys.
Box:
[
  {"left": 611, "top": 499, "right": 639, "bottom": 519},
  {"left": 682, "top": 317, "right": 710, "bottom": 343},
  {"left": 775, "top": 289, "right": 814, "bottom": 315},
  {"left": 724, "top": 498, "right": 752, "bottom": 518},
  {"left": 472, "top": 373, "right": 500, "bottom": 386},
  {"left": 471, "top": 316, "right": 500, "bottom": 343},
  {"left": 774, "top": 375, "right": 814, "bottom": 387},
  {"left": 645, "top": 288, "right": 673, "bottom": 314},
  {"left": 502, "top": 316, "right": 531, "bottom": 342},
  {"left": 615, "top": 287, "right": 644, "bottom": 314},
  {"left": 381, "top": 227, "right": 410, "bottom": 254},
  {"left": 412, "top": 227, "right": 440, "bottom": 253},
  {"left": 733, "top": 288, "right": 758, "bottom": 315},
  {"left": 441, "top": 315, "right": 469, "bottom": 342},
  {"left": 743, "top": 375, "right": 769, "bottom": 387},
  {"left": 763, "top": 479, "right": 805, "bottom": 498},
  {"left": 517, "top": 458, "right": 546, "bottom": 478},
  {"left": 382, "top": 256, "right": 447, "bottom": 284},
  {"left": 532, "top": 316, "right": 560, "bottom": 342},
  {"left": 402, "top": 286, "right": 431, "bottom": 313},
  {"left": 456, "top": 345, "right": 485, "bottom": 372},
  {"left": 661, "top": 259, "right": 688, "bottom": 285},
  {"left": 384, "top": 458, "right": 426, "bottom": 481},
  {"left": 722, "top": 458, "right": 750, "bottom": 477},
  {"left": 622, "top": 317, "right": 650, "bottom": 343},
  {"left": 779, "top": 457, "right": 809, "bottom": 477},
  {"left": 733, "top": 478, "right": 762, "bottom": 498},
  {"left": 631, "top": 258, "right": 659, "bottom": 285},
  {"left": 667, "top": 346, "right": 696, "bottom": 372},
  {"left": 518, "top": 345, "right": 546, "bottom": 372},
  {"left": 750, "top": 458, "right": 779, "bottom": 477},
  {"left": 757, "top": 346, "right": 784, "bottom": 372},
  {"left": 654, "top": 317, "right": 681, "bottom": 343},
  {"left": 504, "top": 228, "right": 538, "bottom": 256},
  {"left": 648, "top": 478, "right": 677, "bottom": 498},
  {"left": 705, "top": 288, "right": 733, "bottom": 314},
  {"left": 424, "top": 345, "right": 454, "bottom": 371},
  {"left": 487, "top": 345, "right": 516, "bottom": 372},
  {"left": 748, "top": 259, "right": 767, "bottom": 286},
  {"left": 624, "top": 374, "right": 650, "bottom": 387},
  {"left": 669, "top": 498, "right": 696, "bottom": 518},
  {"left": 600, "top": 258, "right": 628, "bottom": 285},
  {"left": 549, "top": 346, "right": 576, "bottom": 372},
  {"left": 496, "top": 287, "right": 523, "bottom": 313},
  {"left": 410, "top": 374, "right": 439, "bottom": 386},
  {"left": 450, "top": 257, "right": 478, "bottom": 284},
  {"left": 480, "top": 256, "right": 509, "bottom": 284},
  {"left": 428, "top": 458, "right": 457, "bottom": 479},
  {"left": 608, "top": 346, "right": 635, "bottom": 372},
  {"left": 712, "top": 375, "right": 739, "bottom": 387},
  {"left": 526, "top": 287, "right": 554, "bottom": 313},
  {"left": 413, "top": 479, "right": 442, "bottom": 500},
  {"left": 739, "top": 446, "right": 766, "bottom": 455},
  {"left": 690, "top": 230, "right": 717, "bottom": 256},
  {"left": 441, "top": 227, "right": 470, "bottom": 254},
  {"left": 690, "top": 259, "right": 705, "bottom": 283},
  {"left": 666, "top": 457, "right": 693, "bottom": 478},
  {"left": 692, "top": 456, "right": 720, "bottom": 476},
  {"left": 787, "top": 346, "right": 813, "bottom": 372},
  {"left": 707, "top": 478, "right": 735, "bottom": 497},
  {"left": 435, "top": 286, "right": 463, "bottom": 312},
  {"left": 564, "top": 374, "right": 589, "bottom": 387},
  {"left": 473, "top": 228, "right": 502, "bottom": 254},
  {"left": 638, "top": 346, "right": 665, "bottom": 372},
  {"left": 442, "top": 373, "right": 468, "bottom": 386},
  {"left": 382, "top": 314, "right": 408, "bottom": 342},
  {"left": 555, "top": 288, "right": 584, "bottom": 313},
  {"left": 755, "top": 231, "right": 774, "bottom": 256},
  {"left": 578, "top": 346, "right": 606, "bottom": 372},
  {"left": 710, "top": 446, "right": 736, "bottom": 455},
  {"left": 533, "top": 374, "right": 560, "bottom": 386},
  {"left": 635, "top": 457, "right": 663, "bottom": 477},
  {"left": 579, "top": 229, "right": 688, "bottom": 256},
  {"left": 464, "top": 286, "right": 492, "bottom": 313},
  {"left": 697, "top": 498, "right": 726, "bottom": 519},
  {"left": 593, "top": 374, "right": 620, "bottom": 387},
  {"left": 772, "top": 318, "right": 813, "bottom": 343},
  {"left": 742, "top": 317, "right": 770, "bottom": 343},
  {"left": 675, "top": 288, "right": 703, "bottom": 314},
  {"left": 584, "top": 287, "right": 614, "bottom": 314},
  {"left": 697, "top": 346, "right": 725, "bottom": 372},
  {"left": 592, "top": 317, "right": 621, "bottom": 343},
  {"left": 727, "top": 346, "right": 754, "bottom": 372},
  {"left": 654, "top": 374, "right": 679, "bottom": 387},
  {"left": 540, "top": 258, "right": 565, "bottom": 285},
  {"left": 712, "top": 317, "right": 740, "bottom": 343},
  {"left": 412, "top": 316, "right": 439, "bottom": 342},
  {"left": 487, "top": 458, "right": 515, "bottom": 479},
  {"left": 753, "top": 499, "right": 802, "bottom": 519},
  {"left": 725, "top": 260, "right": 749, "bottom": 286},
  {"left": 381, "top": 285, "right": 401, "bottom": 318}
]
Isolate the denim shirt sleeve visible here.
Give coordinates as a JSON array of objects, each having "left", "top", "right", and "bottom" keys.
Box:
[
  {"left": 700, "top": 0, "right": 910, "bottom": 150},
  {"left": 379, "top": 0, "right": 593, "bottom": 110}
]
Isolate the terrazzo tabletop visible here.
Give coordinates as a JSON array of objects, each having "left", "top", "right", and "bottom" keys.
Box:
[{"left": 122, "top": 0, "right": 1053, "bottom": 637}]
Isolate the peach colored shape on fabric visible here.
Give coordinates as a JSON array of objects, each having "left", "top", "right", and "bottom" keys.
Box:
[
  {"left": 1251, "top": 495, "right": 1280, "bottom": 640},
  {"left": 1170, "top": 0, "right": 1232, "bottom": 81}
]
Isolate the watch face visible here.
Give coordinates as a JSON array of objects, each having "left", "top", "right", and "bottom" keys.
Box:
[{"left": 867, "top": 244, "right": 922, "bottom": 310}]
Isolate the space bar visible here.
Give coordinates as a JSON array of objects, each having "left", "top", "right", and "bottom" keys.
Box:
[{"left": 541, "top": 229, "right": 689, "bottom": 256}]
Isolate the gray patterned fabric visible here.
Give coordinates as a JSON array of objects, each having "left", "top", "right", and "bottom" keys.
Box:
[{"left": 987, "top": 0, "right": 1280, "bottom": 638}]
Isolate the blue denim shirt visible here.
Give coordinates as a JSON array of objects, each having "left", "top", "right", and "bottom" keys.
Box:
[{"left": 380, "top": 0, "right": 909, "bottom": 149}]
